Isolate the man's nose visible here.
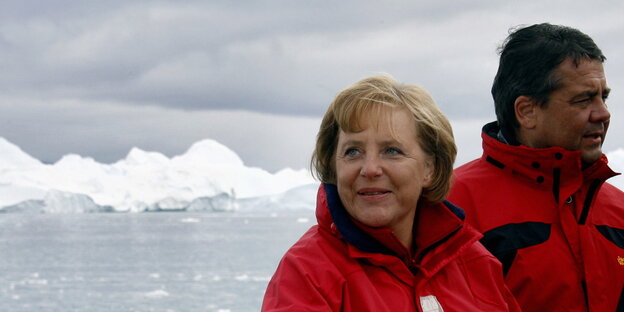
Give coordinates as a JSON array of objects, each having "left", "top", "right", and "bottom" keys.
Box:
[{"left": 590, "top": 99, "right": 610, "bottom": 123}]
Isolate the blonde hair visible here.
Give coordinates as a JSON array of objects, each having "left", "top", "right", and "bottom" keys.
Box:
[{"left": 311, "top": 75, "right": 456, "bottom": 203}]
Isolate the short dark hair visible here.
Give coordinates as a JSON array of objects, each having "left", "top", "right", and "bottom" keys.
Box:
[{"left": 491, "top": 23, "right": 606, "bottom": 139}]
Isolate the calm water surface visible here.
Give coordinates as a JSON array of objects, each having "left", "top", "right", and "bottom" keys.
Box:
[{"left": 0, "top": 210, "right": 314, "bottom": 312}]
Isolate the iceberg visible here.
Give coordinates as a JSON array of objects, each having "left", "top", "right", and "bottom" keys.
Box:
[
  {"left": 0, "top": 137, "right": 43, "bottom": 169},
  {"left": 42, "top": 190, "right": 115, "bottom": 213},
  {"left": 237, "top": 183, "right": 318, "bottom": 211},
  {"left": 1, "top": 189, "right": 114, "bottom": 213},
  {"left": 0, "top": 137, "right": 317, "bottom": 213},
  {"left": 187, "top": 192, "right": 238, "bottom": 212}
]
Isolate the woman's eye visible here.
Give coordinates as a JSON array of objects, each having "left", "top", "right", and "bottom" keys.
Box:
[
  {"left": 344, "top": 148, "right": 360, "bottom": 157},
  {"left": 385, "top": 147, "right": 402, "bottom": 155}
]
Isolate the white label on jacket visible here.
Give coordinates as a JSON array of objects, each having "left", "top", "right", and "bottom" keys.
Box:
[{"left": 420, "top": 295, "right": 444, "bottom": 312}]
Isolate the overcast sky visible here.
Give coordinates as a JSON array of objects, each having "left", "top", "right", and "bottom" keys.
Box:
[{"left": 2, "top": 1, "right": 624, "bottom": 172}]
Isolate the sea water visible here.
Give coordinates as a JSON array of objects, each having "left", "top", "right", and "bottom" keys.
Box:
[{"left": 0, "top": 210, "right": 314, "bottom": 312}]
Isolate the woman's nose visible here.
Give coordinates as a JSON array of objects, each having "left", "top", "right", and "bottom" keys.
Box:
[{"left": 360, "top": 155, "right": 383, "bottom": 178}]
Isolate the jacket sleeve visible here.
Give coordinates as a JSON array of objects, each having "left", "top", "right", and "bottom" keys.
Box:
[
  {"left": 460, "top": 242, "right": 522, "bottom": 312},
  {"left": 261, "top": 250, "right": 342, "bottom": 312}
]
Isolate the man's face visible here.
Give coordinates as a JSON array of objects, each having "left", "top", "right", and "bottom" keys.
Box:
[{"left": 529, "top": 58, "right": 611, "bottom": 164}]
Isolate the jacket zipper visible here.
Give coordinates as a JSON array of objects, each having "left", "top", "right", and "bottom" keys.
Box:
[{"left": 579, "top": 180, "right": 601, "bottom": 225}]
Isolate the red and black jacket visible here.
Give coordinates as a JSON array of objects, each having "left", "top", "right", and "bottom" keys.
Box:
[{"left": 449, "top": 121, "right": 624, "bottom": 312}]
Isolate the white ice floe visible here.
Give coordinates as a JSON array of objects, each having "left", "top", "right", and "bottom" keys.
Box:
[
  {"left": 180, "top": 217, "right": 201, "bottom": 223},
  {"left": 144, "top": 289, "right": 170, "bottom": 299}
]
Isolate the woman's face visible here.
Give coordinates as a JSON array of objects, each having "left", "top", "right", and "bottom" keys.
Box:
[{"left": 335, "top": 107, "right": 433, "bottom": 237}]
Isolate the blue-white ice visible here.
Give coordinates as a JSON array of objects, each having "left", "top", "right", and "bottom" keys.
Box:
[{"left": 0, "top": 137, "right": 319, "bottom": 213}]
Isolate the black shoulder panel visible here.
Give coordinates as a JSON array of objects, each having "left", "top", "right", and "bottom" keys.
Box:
[
  {"left": 480, "top": 222, "right": 551, "bottom": 276},
  {"left": 595, "top": 225, "right": 624, "bottom": 249}
]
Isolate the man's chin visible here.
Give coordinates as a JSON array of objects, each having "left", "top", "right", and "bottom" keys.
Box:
[{"left": 581, "top": 148, "right": 603, "bottom": 165}]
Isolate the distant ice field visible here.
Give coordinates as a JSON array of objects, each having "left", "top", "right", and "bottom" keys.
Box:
[{"left": 0, "top": 210, "right": 314, "bottom": 312}]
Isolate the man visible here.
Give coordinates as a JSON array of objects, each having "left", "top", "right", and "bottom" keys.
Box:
[{"left": 448, "top": 23, "right": 624, "bottom": 312}]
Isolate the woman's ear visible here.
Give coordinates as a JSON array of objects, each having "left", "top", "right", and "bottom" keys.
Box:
[
  {"left": 422, "top": 157, "right": 434, "bottom": 188},
  {"left": 514, "top": 95, "right": 538, "bottom": 129}
]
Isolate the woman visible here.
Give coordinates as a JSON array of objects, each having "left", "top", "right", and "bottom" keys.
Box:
[{"left": 262, "top": 75, "right": 520, "bottom": 311}]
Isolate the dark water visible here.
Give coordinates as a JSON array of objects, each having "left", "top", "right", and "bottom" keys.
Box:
[{"left": 0, "top": 210, "right": 314, "bottom": 312}]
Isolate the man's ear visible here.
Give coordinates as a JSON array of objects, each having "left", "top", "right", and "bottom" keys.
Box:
[{"left": 514, "top": 95, "right": 538, "bottom": 129}]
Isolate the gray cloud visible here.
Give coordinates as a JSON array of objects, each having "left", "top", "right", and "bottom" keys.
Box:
[
  {"left": 1, "top": 1, "right": 624, "bottom": 171},
  {"left": 0, "top": 1, "right": 509, "bottom": 115}
]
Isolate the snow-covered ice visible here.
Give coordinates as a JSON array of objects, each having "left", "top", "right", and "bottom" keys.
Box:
[{"left": 0, "top": 137, "right": 318, "bottom": 213}]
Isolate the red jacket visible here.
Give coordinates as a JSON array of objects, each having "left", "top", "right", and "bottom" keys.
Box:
[
  {"left": 262, "top": 183, "right": 520, "bottom": 311},
  {"left": 449, "top": 122, "right": 624, "bottom": 312}
]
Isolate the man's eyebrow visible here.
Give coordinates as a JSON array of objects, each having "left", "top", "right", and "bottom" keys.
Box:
[
  {"left": 571, "top": 91, "right": 597, "bottom": 100},
  {"left": 570, "top": 88, "right": 611, "bottom": 101}
]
